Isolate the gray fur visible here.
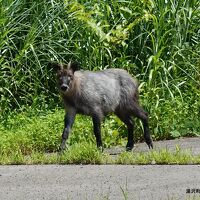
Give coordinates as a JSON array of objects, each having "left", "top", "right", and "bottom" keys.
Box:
[{"left": 54, "top": 62, "right": 153, "bottom": 151}]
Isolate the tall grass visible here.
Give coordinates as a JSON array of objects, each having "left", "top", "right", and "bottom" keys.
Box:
[{"left": 1, "top": 0, "right": 200, "bottom": 140}]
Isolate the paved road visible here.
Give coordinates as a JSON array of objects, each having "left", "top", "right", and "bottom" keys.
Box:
[
  {"left": 106, "top": 137, "right": 200, "bottom": 156},
  {"left": 0, "top": 165, "right": 200, "bottom": 200}
]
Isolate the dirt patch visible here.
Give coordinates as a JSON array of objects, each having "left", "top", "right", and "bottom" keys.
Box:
[{"left": 105, "top": 137, "right": 200, "bottom": 156}]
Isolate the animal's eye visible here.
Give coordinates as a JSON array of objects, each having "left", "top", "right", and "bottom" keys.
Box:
[{"left": 68, "top": 74, "right": 73, "bottom": 79}]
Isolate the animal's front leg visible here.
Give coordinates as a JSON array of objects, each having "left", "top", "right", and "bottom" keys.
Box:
[{"left": 60, "top": 109, "right": 76, "bottom": 152}]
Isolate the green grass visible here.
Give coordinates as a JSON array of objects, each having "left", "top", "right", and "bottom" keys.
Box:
[
  {"left": 116, "top": 147, "right": 200, "bottom": 165},
  {"left": 0, "top": 108, "right": 127, "bottom": 155},
  {"left": 1, "top": 141, "right": 200, "bottom": 165},
  {"left": 0, "top": 109, "right": 200, "bottom": 165},
  {"left": 1, "top": 0, "right": 200, "bottom": 139},
  {"left": 0, "top": 105, "right": 200, "bottom": 165},
  {"left": 0, "top": 0, "right": 200, "bottom": 164}
]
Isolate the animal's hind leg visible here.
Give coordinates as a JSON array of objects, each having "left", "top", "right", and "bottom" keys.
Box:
[
  {"left": 116, "top": 113, "right": 134, "bottom": 151},
  {"left": 92, "top": 115, "right": 103, "bottom": 149},
  {"left": 131, "top": 103, "right": 153, "bottom": 149}
]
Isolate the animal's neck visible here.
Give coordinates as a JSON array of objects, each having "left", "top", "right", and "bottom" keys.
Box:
[{"left": 63, "top": 75, "right": 81, "bottom": 98}]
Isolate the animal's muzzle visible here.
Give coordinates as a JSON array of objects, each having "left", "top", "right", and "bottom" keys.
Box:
[{"left": 61, "top": 84, "right": 69, "bottom": 92}]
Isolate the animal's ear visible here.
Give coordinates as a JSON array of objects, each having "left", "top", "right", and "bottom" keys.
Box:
[
  {"left": 67, "top": 61, "right": 80, "bottom": 73},
  {"left": 50, "top": 62, "right": 63, "bottom": 71}
]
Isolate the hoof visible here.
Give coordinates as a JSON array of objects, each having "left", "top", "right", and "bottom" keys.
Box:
[
  {"left": 147, "top": 142, "right": 153, "bottom": 149},
  {"left": 58, "top": 144, "right": 68, "bottom": 154},
  {"left": 126, "top": 145, "right": 134, "bottom": 151},
  {"left": 145, "top": 137, "right": 153, "bottom": 149},
  {"left": 97, "top": 146, "right": 104, "bottom": 152}
]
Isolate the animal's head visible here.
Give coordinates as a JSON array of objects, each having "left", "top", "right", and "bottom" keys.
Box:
[{"left": 53, "top": 61, "right": 80, "bottom": 94}]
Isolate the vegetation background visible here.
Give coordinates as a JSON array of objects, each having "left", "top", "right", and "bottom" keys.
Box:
[{"left": 0, "top": 0, "right": 200, "bottom": 162}]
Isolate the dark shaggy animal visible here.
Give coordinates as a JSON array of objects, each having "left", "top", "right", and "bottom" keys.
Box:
[{"left": 53, "top": 61, "right": 153, "bottom": 151}]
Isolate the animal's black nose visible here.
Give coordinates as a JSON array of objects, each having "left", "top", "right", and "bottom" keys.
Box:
[{"left": 61, "top": 85, "right": 68, "bottom": 91}]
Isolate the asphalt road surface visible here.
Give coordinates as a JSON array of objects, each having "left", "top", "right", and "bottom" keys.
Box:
[
  {"left": 1, "top": 137, "right": 200, "bottom": 200},
  {"left": 0, "top": 165, "right": 200, "bottom": 200}
]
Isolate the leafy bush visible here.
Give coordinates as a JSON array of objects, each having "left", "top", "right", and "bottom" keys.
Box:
[
  {"left": 0, "top": 0, "right": 200, "bottom": 147},
  {"left": 0, "top": 109, "right": 128, "bottom": 156}
]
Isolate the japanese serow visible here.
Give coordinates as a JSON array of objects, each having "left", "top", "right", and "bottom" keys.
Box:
[{"left": 54, "top": 61, "right": 153, "bottom": 151}]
